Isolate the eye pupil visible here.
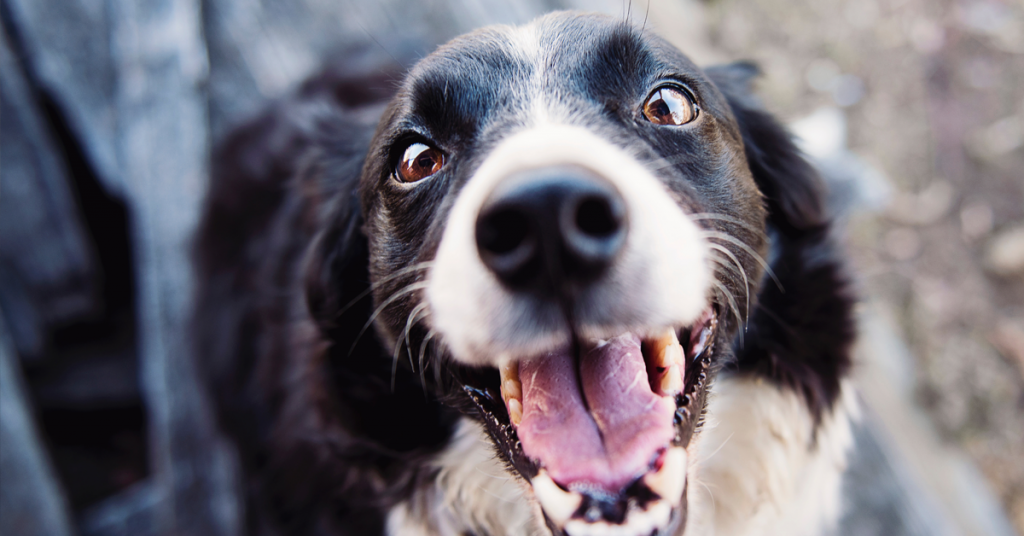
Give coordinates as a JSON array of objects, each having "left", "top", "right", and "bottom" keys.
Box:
[
  {"left": 652, "top": 99, "right": 670, "bottom": 118},
  {"left": 416, "top": 154, "right": 435, "bottom": 169},
  {"left": 398, "top": 142, "right": 444, "bottom": 183},
  {"left": 642, "top": 86, "right": 697, "bottom": 126}
]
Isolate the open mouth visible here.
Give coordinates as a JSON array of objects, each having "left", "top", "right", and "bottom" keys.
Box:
[{"left": 462, "top": 306, "right": 719, "bottom": 536}]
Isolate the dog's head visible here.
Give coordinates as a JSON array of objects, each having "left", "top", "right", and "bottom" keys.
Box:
[{"left": 318, "top": 11, "right": 823, "bottom": 536}]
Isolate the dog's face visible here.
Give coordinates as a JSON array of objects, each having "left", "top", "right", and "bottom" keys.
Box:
[{"left": 359, "top": 12, "right": 768, "bottom": 536}]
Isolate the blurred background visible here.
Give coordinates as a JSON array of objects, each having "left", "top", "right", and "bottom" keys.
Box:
[{"left": 0, "top": 0, "right": 1021, "bottom": 535}]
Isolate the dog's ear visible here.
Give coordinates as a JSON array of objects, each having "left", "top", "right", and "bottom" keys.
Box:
[
  {"left": 706, "top": 62, "right": 826, "bottom": 232},
  {"left": 304, "top": 188, "right": 369, "bottom": 334},
  {"left": 709, "top": 63, "right": 856, "bottom": 422}
]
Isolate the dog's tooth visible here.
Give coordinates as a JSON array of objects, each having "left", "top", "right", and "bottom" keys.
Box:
[
  {"left": 649, "top": 329, "right": 684, "bottom": 396},
  {"left": 691, "top": 326, "right": 711, "bottom": 361},
  {"left": 508, "top": 398, "right": 523, "bottom": 426},
  {"left": 532, "top": 471, "right": 582, "bottom": 525},
  {"left": 503, "top": 379, "right": 522, "bottom": 401},
  {"left": 500, "top": 361, "right": 521, "bottom": 404},
  {"left": 643, "top": 447, "right": 687, "bottom": 505},
  {"left": 665, "top": 338, "right": 684, "bottom": 367},
  {"left": 658, "top": 363, "right": 684, "bottom": 396},
  {"left": 500, "top": 360, "right": 519, "bottom": 383},
  {"left": 650, "top": 329, "right": 678, "bottom": 368},
  {"left": 649, "top": 328, "right": 684, "bottom": 379}
]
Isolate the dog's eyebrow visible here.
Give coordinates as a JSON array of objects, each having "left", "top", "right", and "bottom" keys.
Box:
[
  {"left": 402, "top": 44, "right": 532, "bottom": 142},
  {"left": 564, "top": 25, "right": 666, "bottom": 100}
]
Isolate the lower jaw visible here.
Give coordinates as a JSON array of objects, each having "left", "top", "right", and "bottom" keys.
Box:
[
  {"left": 467, "top": 308, "right": 718, "bottom": 536},
  {"left": 534, "top": 445, "right": 689, "bottom": 536}
]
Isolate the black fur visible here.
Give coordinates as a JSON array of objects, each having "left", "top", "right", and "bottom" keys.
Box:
[
  {"left": 194, "top": 61, "right": 460, "bottom": 535},
  {"left": 193, "top": 14, "right": 854, "bottom": 535}
]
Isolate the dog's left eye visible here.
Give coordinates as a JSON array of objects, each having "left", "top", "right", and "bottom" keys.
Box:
[
  {"left": 397, "top": 142, "right": 445, "bottom": 183},
  {"left": 642, "top": 86, "right": 698, "bottom": 126}
]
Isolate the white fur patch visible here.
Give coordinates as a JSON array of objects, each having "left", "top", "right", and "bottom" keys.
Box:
[
  {"left": 386, "top": 419, "right": 543, "bottom": 536},
  {"left": 684, "top": 377, "right": 858, "bottom": 536},
  {"left": 427, "top": 124, "right": 710, "bottom": 366}
]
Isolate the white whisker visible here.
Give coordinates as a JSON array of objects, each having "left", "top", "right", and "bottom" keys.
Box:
[
  {"left": 350, "top": 281, "right": 429, "bottom": 357},
  {"left": 418, "top": 329, "right": 438, "bottom": 394},
  {"left": 402, "top": 302, "right": 431, "bottom": 369},
  {"left": 336, "top": 261, "right": 434, "bottom": 317},
  {"left": 709, "top": 244, "right": 750, "bottom": 322},
  {"left": 711, "top": 279, "right": 743, "bottom": 331},
  {"left": 392, "top": 301, "right": 430, "bottom": 391},
  {"left": 689, "top": 212, "right": 760, "bottom": 234},
  {"left": 697, "top": 478, "right": 717, "bottom": 515},
  {"left": 701, "top": 231, "right": 783, "bottom": 292}
]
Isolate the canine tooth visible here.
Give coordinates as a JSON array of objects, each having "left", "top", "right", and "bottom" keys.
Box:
[
  {"left": 500, "top": 360, "right": 519, "bottom": 383},
  {"left": 651, "top": 329, "right": 683, "bottom": 368},
  {"left": 691, "top": 326, "right": 711, "bottom": 360},
  {"left": 659, "top": 364, "right": 683, "bottom": 395},
  {"left": 500, "top": 361, "right": 522, "bottom": 403},
  {"left": 664, "top": 339, "right": 684, "bottom": 367},
  {"left": 508, "top": 398, "right": 523, "bottom": 426},
  {"left": 646, "top": 501, "right": 672, "bottom": 531},
  {"left": 502, "top": 379, "right": 522, "bottom": 401},
  {"left": 532, "top": 471, "right": 582, "bottom": 525},
  {"left": 643, "top": 447, "right": 687, "bottom": 505}
]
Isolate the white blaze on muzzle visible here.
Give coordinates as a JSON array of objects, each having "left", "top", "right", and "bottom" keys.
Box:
[{"left": 427, "top": 124, "right": 711, "bottom": 366}]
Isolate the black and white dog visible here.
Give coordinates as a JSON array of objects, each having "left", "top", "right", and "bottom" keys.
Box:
[{"left": 194, "top": 11, "right": 857, "bottom": 536}]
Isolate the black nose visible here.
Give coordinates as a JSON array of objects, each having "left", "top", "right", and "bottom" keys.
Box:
[{"left": 475, "top": 167, "right": 627, "bottom": 291}]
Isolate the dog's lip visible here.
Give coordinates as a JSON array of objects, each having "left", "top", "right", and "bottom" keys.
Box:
[{"left": 461, "top": 306, "right": 718, "bottom": 535}]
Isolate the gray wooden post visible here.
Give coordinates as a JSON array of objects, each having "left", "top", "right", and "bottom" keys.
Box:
[
  {"left": 0, "top": 318, "right": 76, "bottom": 536},
  {"left": 109, "top": 0, "right": 240, "bottom": 534}
]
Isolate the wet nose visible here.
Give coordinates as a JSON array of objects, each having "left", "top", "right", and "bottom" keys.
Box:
[{"left": 475, "top": 167, "right": 627, "bottom": 291}]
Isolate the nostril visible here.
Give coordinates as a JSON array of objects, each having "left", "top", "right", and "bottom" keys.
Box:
[
  {"left": 575, "top": 195, "right": 621, "bottom": 238},
  {"left": 478, "top": 208, "right": 530, "bottom": 255},
  {"left": 561, "top": 186, "right": 627, "bottom": 276},
  {"left": 476, "top": 204, "right": 540, "bottom": 287}
]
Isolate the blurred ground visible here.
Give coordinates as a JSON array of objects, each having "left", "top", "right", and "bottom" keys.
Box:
[{"left": 688, "top": 0, "right": 1024, "bottom": 531}]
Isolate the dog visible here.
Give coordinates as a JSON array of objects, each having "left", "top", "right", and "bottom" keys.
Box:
[{"left": 193, "top": 11, "right": 857, "bottom": 536}]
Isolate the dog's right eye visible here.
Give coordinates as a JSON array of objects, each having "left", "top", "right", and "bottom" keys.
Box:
[{"left": 397, "top": 142, "right": 445, "bottom": 183}]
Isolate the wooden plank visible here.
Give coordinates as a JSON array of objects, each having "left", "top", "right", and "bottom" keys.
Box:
[
  {"left": 3, "top": 0, "right": 241, "bottom": 531},
  {"left": 0, "top": 22, "right": 98, "bottom": 359},
  {"left": 0, "top": 317, "right": 76, "bottom": 536},
  {"left": 2, "top": 0, "right": 124, "bottom": 196},
  {"left": 108, "top": 0, "right": 240, "bottom": 533}
]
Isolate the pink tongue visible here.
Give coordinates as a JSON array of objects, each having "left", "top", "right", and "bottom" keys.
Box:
[{"left": 517, "top": 333, "right": 676, "bottom": 493}]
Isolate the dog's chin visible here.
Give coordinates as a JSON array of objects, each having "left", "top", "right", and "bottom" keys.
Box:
[{"left": 458, "top": 306, "right": 719, "bottom": 536}]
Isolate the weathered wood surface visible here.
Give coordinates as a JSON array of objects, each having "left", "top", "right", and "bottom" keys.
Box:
[
  {"left": 111, "top": 0, "right": 241, "bottom": 534},
  {"left": 3, "top": 0, "right": 124, "bottom": 196},
  {"left": 0, "top": 22, "right": 98, "bottom": 360},
  {"left": 0, "top": 318, "right": 76, "bottom": 536}
]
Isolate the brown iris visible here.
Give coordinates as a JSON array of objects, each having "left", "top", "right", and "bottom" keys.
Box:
[
  {"left": 642, "top": 86, "right": 698, "bottom": 126},
  {"left": 397, "top": 142, "right": 445, "bottom": 183}
]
